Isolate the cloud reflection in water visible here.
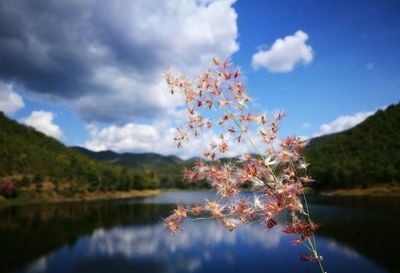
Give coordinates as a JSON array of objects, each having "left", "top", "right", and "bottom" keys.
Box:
[{"left": 86, "top": 220, "right": 281, "bottom": 272}]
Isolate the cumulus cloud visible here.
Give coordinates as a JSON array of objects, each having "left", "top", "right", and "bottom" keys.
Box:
[
  {"left": 84, "top": 122, "right": 171, "bottom": 154},
  {"left": 88, "top": 221, "right": 281, "bottom": 260},
  {"left": 22, "top": 111, "right": 63, "bottom": 140},
  {"left": 314, "top": 110, "right": 376, "bottom": 137},
  {"left": 252, "top": 30, "right": 313, "bottom": 72},
  {"left": 84, "top": 119, "right": 251, "bottom": 159},
  {"left": 0, "top": 0, "right": 238, "bottom": 123},
  {"left": 0, "top": 81, "right": 24, "bottom": 115}
]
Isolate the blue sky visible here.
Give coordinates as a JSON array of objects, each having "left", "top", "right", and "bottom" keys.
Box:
[
  {"left": 232, "top": 0, "right": 400, "bottom": 136},
  {"left": 0, "top": 0, "right": 399, "bottom": 157}
]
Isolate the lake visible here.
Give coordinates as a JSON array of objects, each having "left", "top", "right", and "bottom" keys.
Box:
[{"left": 1, "top": 191, "right": 399, "bottom": 273}]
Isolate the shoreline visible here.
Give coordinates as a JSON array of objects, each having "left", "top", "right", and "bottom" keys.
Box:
[
  {"left": 319, "top": 185, "right": 400, "bottom": 197},
  {"left": 0, "top": 189, "right": 160, "bottom": 208},
  {"left": 163, "top": 186, "right": 400, "bottom": 197},
  {"left": 2, "top": 185, "right": 399, "bottom": 208}
]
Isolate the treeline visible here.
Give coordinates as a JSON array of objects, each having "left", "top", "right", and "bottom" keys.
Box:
[
  {"left": 0, "top": 202, "right": 172, "bottom": 272},
  {"left": 74, "top": 146, "right": 209, "bottom": 189},
  {"left": 3, "top": 102, "right": 399, "bottom": 199},
  {"left": 304, "top": 103, "right": 400, "bottom": 189},
  {"left": 0, "top": 112, "right": 161, "bottom": 198},
  {"left": 75, "top": 147, "right": 242, "bottom": 190},
  {"left": 76, "top": 104, "right": 400, "bottom": 192}
]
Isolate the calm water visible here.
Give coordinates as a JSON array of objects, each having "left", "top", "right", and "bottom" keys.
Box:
[{"left": 1, "top": 192, "right": 399, "bottom": 273}]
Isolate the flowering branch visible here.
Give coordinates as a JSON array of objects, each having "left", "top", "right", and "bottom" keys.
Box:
[{"left": 164, "top": 58, "right": 326, "bottom": 273}]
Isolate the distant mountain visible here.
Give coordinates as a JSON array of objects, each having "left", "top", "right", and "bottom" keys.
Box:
[
  {"left": 75, "top": 104, "right": 400, "bottom": 190},
  {"left": 4, "top": 99, "right": 395, "bottom": 199},
  {"left": 72, "top": 147, "right": 198, "bottom": 189},
  {"left": 73, "top": 147, "right": 184, "bottom": 170},
  {"left": 0, "top": 112, "right": 158, "bottom": 198},
  {"left": 304, "top": 103, "right": 400, "bottom": 189}
]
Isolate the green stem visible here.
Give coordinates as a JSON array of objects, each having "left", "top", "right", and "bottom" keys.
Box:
[
  {"left": 231, "top": 117, "right": 278, "bottom": 181},
  {"left": 303, "top": 191, "right": 325, "bottom": 273},
  {"left": 287, "top": 159, "right": 325, "bottom": 273},
  {"left": 231, "top": 118, "right": 265, "bottom": 160},
  {"left": 230, "top": 112, "right": 325, "bottom": 273},
  {"left": 307, "top": 238, "right": 325, "bottom": 273}
]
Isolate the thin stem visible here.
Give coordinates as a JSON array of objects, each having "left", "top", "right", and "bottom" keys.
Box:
[
  {"left": 231, "top": 117, "right": 265, "bottom": 160},
  {"left": 302, "top": 191, "right": 312, "bottom": 224},
  {"left": 231, "top": 116, "right": 278, "bottom": 181},
  {"left": 232, "top": 116, "right": 325, "bottom": 273},
  {"left": 289, "top": 161, "right": 319, "bottom": 256},
  {"left": 302, "top": 190, "right": 324, "bottom": 270},
  {"left": 302, "top": 242, "right": 313, "bottom": 252},
  {"left": 307, "top": 238, "right": 325, "bottom": 273},
  {"left": 186, "top": 216, "right": 216, "bottom": 221},
  {"left": 286, "top": 157, "right": 324, "bottom": 273}
]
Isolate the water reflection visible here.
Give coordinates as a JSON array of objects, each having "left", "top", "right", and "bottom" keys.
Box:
[
  {"left": 87, "top": 222, "right": 282, "bottom": 272},
  {"left": 88, "top": 221, "right": 281, "bottom": 257},
  {"left": 1, "top": 193, "right": 399, "bottom": 273},
  {"left": 20, "top": 221, "right": 387, "bottom": 273}
]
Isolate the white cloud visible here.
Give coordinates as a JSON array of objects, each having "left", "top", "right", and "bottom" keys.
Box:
[
  {"left": 314, "top": 110, "right": 376, "bottom": 137},
  {"left": 84, "top": 113, "right": 254, "bottom": 159},
  {"left": 86, "top": 220, "right": 282, "bottom": 273},
  {"left": 75, "top": 0, "right": 239, "bottom": 122},
  {"left": 0, "top": 81, "right": 25, "bottom": 115},
  {"left": 252, "top": 30, "right": 313, "bottom": 72},
  {"left": 22, "top": 111, "right": 63, "bottom": 140},
  {"left": 85, "top": 122, "right": 168, "bottom": 154},
  {"left": 0, "top": 0, "right": 239, "bottom": 123},
  {"left": 84, "top": 126, "right": 238, "bottom": 159}
]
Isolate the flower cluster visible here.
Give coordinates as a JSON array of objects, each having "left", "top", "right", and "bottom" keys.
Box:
[{"left": 164, "top": 58, "right": 325, "bottom": 270}]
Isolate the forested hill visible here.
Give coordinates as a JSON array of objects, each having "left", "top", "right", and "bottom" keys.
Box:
[
  {"left": 73, "top": 147, "right": 185, "bottom": 170},
  {"left": 304, "top": 103, "right": 400, "bottom": 189},
  {"left": 0, "top": 112, "right": 158, "bottom": 198},
  {"left": 72, "top": 147, "right": 196, "bottom": 189},
  {"left": 2, "top": 101, "right": 399, "bottom": 199},
  {"left": 74, "top": 103, "right": 400, "bottom": 191}
]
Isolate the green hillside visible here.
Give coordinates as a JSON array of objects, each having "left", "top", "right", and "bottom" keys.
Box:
[
  {"left": 0, "top": 112, "right": 158, "bottom": 199},
  {"left": 304, "top": 103, "right": 400, "bottom": 189},
  {"left": 72, "top": 147, "right": 198, "bottom": 189},
  {"left": 75, "top": 104, "right": 400, "bottom": 191},
  {"left": 73, "top": 147, "right": 184, "bottom": 170},
  {"left": 2, "top": 101, "right": 398, "bottom": 200}
]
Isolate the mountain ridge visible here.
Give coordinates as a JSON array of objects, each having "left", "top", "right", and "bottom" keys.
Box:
[
  {"left": 1, "top": 102, "right": 398, "bottom": 201},
  {"left": 304, "top": 103, "right": 400, "bottom": 189},
  {"left": 72, "top": 146, "right": 184, "bottom": 170},
  {"left": 0, "top": 112, "right": 158, "bottom": 200},
  {"left": 73, "top": 103, "right": 400, "bottom": 190}
]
